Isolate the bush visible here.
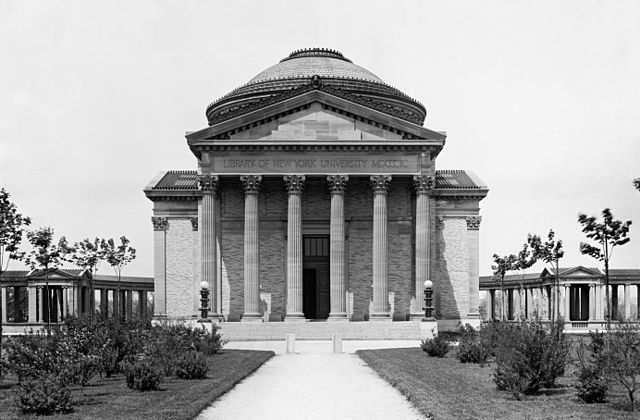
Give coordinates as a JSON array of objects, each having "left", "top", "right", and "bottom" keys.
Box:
[
  {"left": 457, "top": 324, "right": 491, "bottom": 364},
  {"left": 174, "top": 351, "right": 209, "bottom": 379},
  {"left": 421, "top": 335, "right": 450, "bottom": 358},
  {"left": 13, "top": 374, "right": 72, "bottom": 415},
  {"left": 576, "top": 365, "right": 609, "bottom": 403},
  {"left": 122, "top": 354, "right": 164, "bottom": 391},
  {"left": 492, "top": 320, "right": 569, "bottom": 397}
]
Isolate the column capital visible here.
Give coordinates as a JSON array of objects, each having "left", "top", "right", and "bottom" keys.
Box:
[
  {"left": 284, "top": 175, "right": 305, "bottom": 194},
  {"left": 197, "top": 174, "right": 219, "bottom": 193},
  {"left": 370, "top": 175, "right": 391, "bottom": 193},
  {"left": 413, "top": 175, "right": 435, "bottom": 193},
  {"left": 151, "top": 217, "right": 168, "bottom": 231},
  {"left": 327, "top": 175, "right": 349, "bottom": 193},
  {"left": 466, "top": 216, "right": 482, "bottom": 230},
  {"left": 240, "top": 175, "right": 262, "bottom": 194},
  {"left": 190, "top": 217, "right": 198, "bottom": 231}
]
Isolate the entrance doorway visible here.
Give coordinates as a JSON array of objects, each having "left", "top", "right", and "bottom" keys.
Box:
[{"left": 303, "top": 235, "right": 330, "bottom": 319}]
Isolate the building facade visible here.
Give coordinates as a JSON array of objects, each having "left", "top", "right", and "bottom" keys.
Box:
[
  {"left": 480, "top": 266, "right": 640, "bottom": 331},
  {"left": 144, "top": 48, "right": 488, "bottom": 330}
]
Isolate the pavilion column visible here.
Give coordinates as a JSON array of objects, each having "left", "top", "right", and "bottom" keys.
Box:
[
  {"left": 328, "top": 175, "right": 349, "bottom": 321},
  {"left": 411, "top": 175, "right": 434, "bottom": 320},
  {"left": 126, "top": 290, "right": 133, "bottom": 319},
  {"left": 198, "top": 175, "right": 221, "bottom": 320},
  {"left": 241, "top": 175, "right": 262, "bottom": 322},
  {"left": 62, "top": 287, "right": 69, "bottom": 320},
  {"left": 38, "top": 287, "right": 44, "bottom": 323},
  {"left": 595, "top": 284, "right": 603, "bottom": 320},
  {"left": 27, "top": 286, "right": 37, "bottom": 323},
  {"left": 100, "top": 289, "right": 108, "bottom": 315},
  {"left": 1, "top": 287, "right": 6, "bottom": 324},
  {"left": 589, "top": 284, "right": 595, "bottom": 321},
  {"left": 151, "top": 216, "right": 168, "bottom": 317},
  {"left": 563, "top": 285, "right": 571, "bottom": 320},
  {"left": 624, "top": 284, "right": 631, "bottom": 320},
  {"left": 139, "top": 291, "right": 148, "bottom": 317},
  {"left": 284, "top": 175, "right": 305, "bottom": 322},
  {"left": 370, "top": 175, "right": 391, "bottom": 321}
]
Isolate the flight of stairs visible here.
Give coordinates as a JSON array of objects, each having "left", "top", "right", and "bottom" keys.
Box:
[{"left": 217, "top": 321, "right": 430, "bottom": 341}]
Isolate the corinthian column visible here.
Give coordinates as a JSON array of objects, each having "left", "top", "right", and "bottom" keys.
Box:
[
  {"left": 328, "top": 175, "right": 349, "bottom": 321},
  {"left": 370, "top": 175, "right": 392, "bottom": 321},
  {"left": 284, "top": 175, "right": 305, "bottom": 322},
  {"left": 198, "top": 175, "right": 221, "bottom": 319},
  {"left": 241, "top": 175, "right": 262, "bottom": 322},
  {"left": 411, "top": 175, "right": 434, "bottom": 320}
]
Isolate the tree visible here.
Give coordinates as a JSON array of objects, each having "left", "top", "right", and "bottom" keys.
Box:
[
  {"left": 515, "top": 242, "right": 536, "bottom": 319},
  {"left": 0, "top": 188, "right": 31, "bottom": 378},
  {"left": 605, "top": 322, "right": 640, "bottom": 410},
  {"left": 66, "top": 237, "right": 106, "bottom": 317},
  {"left": 102, "top": 236, "right": 136, "bottom": 319},
  {"left": 492, "top": 253, "right": 518, "bottom": 321},
  {"left": 634, "top": 178, "right": 640, "bottom": 191},
  {"left": 578, "top": 208, "right": 632, "bottom": 329},
  {"left": 24, "top": 227, "right": 70, "bottom": 333},
  {"left": 528, "top": 230, "right": 564, "bottom": 322}
]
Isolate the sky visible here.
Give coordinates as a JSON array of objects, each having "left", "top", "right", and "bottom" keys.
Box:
[{"left": 1, "top": 0, "right": 639, "bottom": 277}]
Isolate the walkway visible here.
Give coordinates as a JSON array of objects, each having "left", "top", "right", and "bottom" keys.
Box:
[{"left": 197, "top": 340, "right": 425, "bottom": 420}]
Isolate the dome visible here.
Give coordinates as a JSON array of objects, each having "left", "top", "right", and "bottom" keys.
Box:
[{"left": 205, "top": 48, "right": 426, "bottom": 127}]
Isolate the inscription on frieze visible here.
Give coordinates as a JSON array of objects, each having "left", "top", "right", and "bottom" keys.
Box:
[{"left": 212, "top": 152, "right": 420, "bottom": 174}]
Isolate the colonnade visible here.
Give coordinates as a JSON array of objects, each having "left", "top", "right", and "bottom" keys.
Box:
[{"left": 198, "top": 174, "right": 437, "bottom": 321}]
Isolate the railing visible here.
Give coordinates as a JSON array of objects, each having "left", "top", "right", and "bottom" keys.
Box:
[{"left": 571, "top": 322, "right": 588, "bottom": 329}]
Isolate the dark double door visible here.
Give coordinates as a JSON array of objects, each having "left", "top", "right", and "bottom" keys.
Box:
[{"left": 303, "top": 236, "right": 330, "bottom": 319}]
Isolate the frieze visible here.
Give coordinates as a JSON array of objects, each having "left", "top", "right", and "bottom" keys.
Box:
[
  {"left": 151, "top": 217, "right": 168, "bottom": 231},
  {"left": 327, "top": 175, "right": 349, "bottom": 193},
  {"left": 413, "top": 175, "right": 435, "bottom": 193},
  {"left": 190, "top": 217, "right": 198, "bottom": 231},
  {"left": 197, "top": 174, "right": 218, "bottom": 193},
  {"left": 240, "top": 175, "right": 262, "bottom": 194},
  {"left": 283, "top": 175, "right": 305, "bottom": 194},
  {"left": 466, "top": 216, "right": 482, "bottom": 230},
  {"left": 370, "top": 175, "right": 391, "bottom": 193}
]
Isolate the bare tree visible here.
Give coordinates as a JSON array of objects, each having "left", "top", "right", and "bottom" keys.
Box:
[
  {"left": 102, "top": 236, "right": 136, "bottom": 319},
  {"left": 515, "top": 242, "right": 536, "bottom": 319},
  {"left": 528, "top": 230, "right": 564, "bottom": 322},
  {"left": 0, "top": 188, "right": 31, "bottom": 378},
  {"left": 66, "top": 237, "right": 106, "bottom": 317},
  {"left": 24, "top": 227, "right": 70, "bottom": 333},
  {"left": 578, "top": 208, "right": 632, "bottom": 329}
]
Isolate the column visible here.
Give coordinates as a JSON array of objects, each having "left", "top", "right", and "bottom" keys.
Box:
[
  {"left": 624, "top": 284, "right": 631, "bottom": 320},
  {"left": 27, "top": 286, "right": 37, "bottom": 323},
  {"left": 328, "top": 175, "right": 349, "bottom": 321},
  {"left": 38, "top": 287, "right": 44, "bottom": 323},
  {"left": 151, "top": 216, "right": 168, "bottom": 317},
  {"left": 596, "top": 284, "right": 603, "bottom": 320},
  {"left": 113, "top": 289, "right": 120, "bottom": 318},
  {"left": 370, "top": 175, "right": 391, "bottom": 321},
  {"left": 564, "top": 285, "right": 571, "bottom": 321},
  {"left": 62, "top": 287, "right": 69, "bottom": 320},
  {"left": 1, "top": 287, "right": 6, "bottom": 324},
  {"left": 589, "top": 285, "right": 595, "bottom": 321},
  {"left": 284, "top": 175, "right": 305, "bottom": 321},
  {"left": 241, "top": 175, "right": 262, "bottom": 322},
  {"left": 139, "top": 290, "right": 148, "bottom": 317},
  {"left": 411, "top": 175, "right": 434, "bottom": 320},
  {"left": 126, "top": 290, "right": 133, "bottom": 319},
  {"left": 466, "top": 216, "right": 482, "bottom": 318},
  {"left": 100, "top": 288, "right": 108, "bottom": 315},
  {"left": 198, "top": 174, "right": 221, "bottom": 319},
  {"left": 611, "top": 285, "right": 618, "bottom": 320}
]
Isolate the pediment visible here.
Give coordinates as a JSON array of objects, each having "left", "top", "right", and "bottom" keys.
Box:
[
  {"left": 542, "top": 266, "right": 601, "bottom": 279},
  {"left": 187, "top": 89, "right": 446, "bottom": 145},
  {"left": 228, "top": 103, "right": 403, "bottom": 141}
]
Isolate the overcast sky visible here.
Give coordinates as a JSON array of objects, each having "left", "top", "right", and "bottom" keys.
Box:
[{"left": 1, "top": 0, "right": 639, "bottom": 277}]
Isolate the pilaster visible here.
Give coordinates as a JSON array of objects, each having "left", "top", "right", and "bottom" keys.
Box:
[
  {"left": 370, "top": 175, "right": 391, "bottom": 321},
  {"left": 241, "top": 175, "right": 263, "bottom": 322},
  {"left": 328, "top": 175, "right": 349, "bottom": 321},
  {"left": 284, "top": 175, "right": 305, "bottom": 321},
  {"left": 152, "top": 216, "right": 168, "bottom": 318},
  {"left": 466, "top": 216, "right": 481, "bottom": 318}
]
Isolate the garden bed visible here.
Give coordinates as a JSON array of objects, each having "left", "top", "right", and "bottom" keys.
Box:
[
  {"left": 0, "top": 349, "right": 274, "bottom": 419},
  {"left": 357, "top": 347, "right": 637, "bottom": 419}
]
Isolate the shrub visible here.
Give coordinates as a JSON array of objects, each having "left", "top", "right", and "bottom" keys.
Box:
[
  {"left": 492, "top": 320, "right": 569, "bottom": 397},
  {"left": 575, "top": 364, "right": 609, "bottom": 403},
  {"left": 2, "top": 332, "right": 60, "bottom": 381},
  {"left": 421, "top": 335, "right": 450, "bottom": 358},
  {"left": 457, "top": 324, "right": 491, "bottom": 364},
  {"left": 13, "top": 374, "right": 72, "bottom": 415},
  {"left": 603, "top": 322, "right": 640, "bottom": 410},
  {"left": 174, "top": 351, "right": 209, "bottom": 379},
  {"left": 122, "top": 354, "right": 163, "bottom": 391}
]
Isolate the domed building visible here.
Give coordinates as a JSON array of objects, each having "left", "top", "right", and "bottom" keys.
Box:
[{"left": 144, "top": 48, "right": 488, "bottom": 336}]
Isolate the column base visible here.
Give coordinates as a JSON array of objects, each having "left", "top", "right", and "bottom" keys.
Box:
[
  {"left": 284, "top": 313, "right": 307, "bottom": 322},
  {"left": 409, "top": 312, "right": 426, "bottom": 321},
  {"left": 369, "top": 313, "right": 392, "bottom": 322},
  {"left": 327, "top": 313, "right": 349, "bottom": 322},
  {"left": 241, "top": 313, "right": 263, "bottom": 323},
  {"left": 206, "top": 313, "right": 224, "bottom": 323}
]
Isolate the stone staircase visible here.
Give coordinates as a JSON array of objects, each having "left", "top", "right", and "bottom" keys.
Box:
[{"left": 217, "top": 321, "right": 432, "bottom": 341}]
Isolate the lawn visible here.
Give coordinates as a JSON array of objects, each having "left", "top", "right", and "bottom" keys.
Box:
[
  {"left": 0, "top": 349, "right": 274, "bottom": 420},
  {"left": 357, "top": 347, "right": 638, "bottom": 420}
]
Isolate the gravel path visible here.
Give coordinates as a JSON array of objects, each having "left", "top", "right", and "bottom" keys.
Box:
[{"left": 197, "top": 340, "right": 424, "bottom": 420}]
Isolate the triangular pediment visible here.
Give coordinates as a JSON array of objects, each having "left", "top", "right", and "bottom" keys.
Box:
[
  {"left": 228, "top": 103, "right": 403, "bottom": 141},
  {"left": 186, "top": 89, "right": 446, "bottom": 145},
  {"left": 542, "top": 266, "right": 602, "bottom": 279}
]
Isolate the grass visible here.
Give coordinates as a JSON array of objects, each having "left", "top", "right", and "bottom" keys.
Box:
[
  {"left": 357, "top": 347, "right": 638, "bottom": 420},
  {"left": 0, "top": 349, "right": 274, "bottom": 420}
]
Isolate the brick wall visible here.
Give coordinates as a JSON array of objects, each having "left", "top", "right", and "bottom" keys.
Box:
[{"left": 165, "top": 218, "right": 195, "bottom": 318}]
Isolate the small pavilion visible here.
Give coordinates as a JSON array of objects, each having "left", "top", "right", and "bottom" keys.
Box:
[{"left": 480, "top": 266, "right": 640, "bottom": 331}]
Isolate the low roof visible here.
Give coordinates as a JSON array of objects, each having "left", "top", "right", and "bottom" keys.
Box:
[{"left": 480, "top": 266, "right": 640, "bottom": 289}]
